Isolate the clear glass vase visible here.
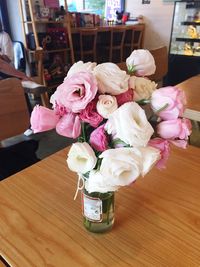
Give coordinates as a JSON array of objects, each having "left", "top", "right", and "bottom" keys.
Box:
[{"left": 82, "top": 188, "right": 115, "bottom": 233}]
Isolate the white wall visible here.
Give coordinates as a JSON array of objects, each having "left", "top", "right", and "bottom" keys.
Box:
[{"left": 126, "top": 0, "right": 175, "bottom": 50}]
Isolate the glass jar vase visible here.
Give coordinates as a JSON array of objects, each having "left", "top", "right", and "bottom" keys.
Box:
[{"left": 82, "top": 188, "right": 115, "bottom": 233}]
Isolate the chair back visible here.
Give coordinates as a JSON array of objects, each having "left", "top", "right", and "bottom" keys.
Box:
[
  {"left": 149, "top": 46, "right": 168, "bottom": 83},
  {"left": 123, "top": 27, "right": 143, "bottom": 60},
  {"left": 132, "top": 29, "right": 143, "bottom": 50},
  {"left": 110, "top": 27, "right": 126, "bottom": 62},
  {"left": 34, "top": 48, "right": 45, "bottom": 85},
  {"left": 0, "top": 78, "right": 30, "bottom": 140},
  {"left": 79, "top": 28, "right": 97, "bottom": 62},
  {"left": 13, "top": 41, "right": 26, "bottom": 72}
]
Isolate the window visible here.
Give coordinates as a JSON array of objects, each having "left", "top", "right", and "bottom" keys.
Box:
[{"left": 59, "top": 0, "right": 125, "bottom": 18}]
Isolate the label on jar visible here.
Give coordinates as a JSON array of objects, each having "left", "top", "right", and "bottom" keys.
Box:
[{"left": 82, "top": 193, "right": 103, "bottom": 222}]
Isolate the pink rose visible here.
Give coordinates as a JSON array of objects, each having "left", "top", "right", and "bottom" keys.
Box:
[
  {"left": 30, "top": 105, "right": 60, "bottom": 133},
  {"left": 56, "top": 113, "right": 81, "bottom": 138},
  {"left": 149, "top": 138, "right": 170, "bottom": 169},
  {"left": 54, "top": 104, "right": 67, "bottom": 116},
  {"left": 79, "top": 99, "right": 103, "bottom": 127},
  {"left": 115, "top": 88, "right": 134, "bottom": 106},
  {"left": 157, "top": 118, "right": 192, "bottom": 140},
  {"left": 90, "top": 124, "right": 108, "bottom": 152},
  {"left": 50, "top": 72, "right": 98, "bottom": 113},
  {"left": 126, "top": 49, "right": 156, "bottom": 76},
  {"left": 151, "top": 86, "right": 186, "bottom": 120}
]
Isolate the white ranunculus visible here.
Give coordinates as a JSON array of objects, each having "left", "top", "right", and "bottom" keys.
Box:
[
  {"left": 96, "top": 94, "right": 118, "bottom": 119},
  {"left": 66, "top": 61, "right": 96, "bottom": 78},
  {"left": 85, "top": 170, "right": 119, "bottom": 193},
  {"left": 93, "top": 63, "right": 130, "bottom": 95},
  {"left": 67, "top": 142, "right": 97, "bottom": 174},
  {"left": 129, "top": 76, "right": 157, "bottom": 101},
  {"left": 126, "top": 49, "right": 156, "bottom": 76},
  {"left": 105, "top": 102, "right": 154, "bottom": 147}
]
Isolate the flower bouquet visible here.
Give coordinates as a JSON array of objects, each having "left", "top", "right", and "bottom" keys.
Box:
[{"left": 30, "top": 49, "right": 192, "bottom": 233}]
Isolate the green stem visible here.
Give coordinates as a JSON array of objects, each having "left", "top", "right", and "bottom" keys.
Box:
[
  {"left": 81, "top": 122, "right": 86, "bottom": 142},
  {"left": 106, "top": 197, "right": 112, "bottom": 225},
  {"left": 154, "top": 103, "right": 169, "bottom": 114},
  {"left": 136, "top": 99, "right": 151, "bottom": 105}
]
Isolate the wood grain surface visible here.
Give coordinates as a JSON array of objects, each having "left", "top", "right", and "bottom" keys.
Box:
[
  {"left": 0, "top": 145, "right": 200, "bottom": 267},
  {"left": 177, "top": 75, "right": 200, "bottom": 113}
]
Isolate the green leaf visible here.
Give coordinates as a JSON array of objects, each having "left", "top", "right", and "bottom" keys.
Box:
[
  {"left": 111, "top": 138, "right": 130, "bottom": 148},
  {"left": 127, "top": 64, "right": 136, "bottom": 75}
]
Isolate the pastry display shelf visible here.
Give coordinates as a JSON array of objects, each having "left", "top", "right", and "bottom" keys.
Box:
[
  {"left": 176, "top": 37, "right": 200, "bottom": 43},
  {"left": 181, "top": 21, "right": 200, "bottom": 26}
]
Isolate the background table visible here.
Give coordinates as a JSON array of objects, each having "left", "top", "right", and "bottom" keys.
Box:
[
  {"left": 0, "top": 145, "right": 200, "bottom": 267},
  {"left": 177, "top": 75, "right": 200, "bottom": 121}
]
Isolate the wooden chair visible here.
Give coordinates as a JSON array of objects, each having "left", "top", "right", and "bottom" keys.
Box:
[
  {"left": 14, "top": 46, "right": 50, "bottom": 108},
  {"left": 109, "top": 27, "right": 126, "bottom": 63},
  {"left": 148, "top": 46, "right": 168, "bottom": 86},
  {"left": 0, "top": 78, "right": 39, "bottom": 179},
  {"left": 96, "top": 30, "right": 112, "bottom": 63},
  {"left": 123, "top": 27, "right": 143, "bottom": 60},
  {"left": 0, "top": 78, "right": 30, "bottom": 140},
  {"left": 132, "top": 29, "right": 143, "bottom": 50},
  {"left": 79, "top": 28, "right": 98, "bottom": 62}
]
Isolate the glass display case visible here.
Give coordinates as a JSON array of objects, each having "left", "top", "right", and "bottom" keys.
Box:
[
  {"left": 166, "top": 1, "right": 200, "bottom": 85},
  {"left": 170, "top": 1, "right": 200, "bottom": 56}
]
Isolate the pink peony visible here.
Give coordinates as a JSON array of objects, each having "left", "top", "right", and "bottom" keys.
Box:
[
  {"left": 115, "top": 88, "right": 134, "bottom": 106},
  {"left": 148, "top": 138, "right": 170, "bottom": 169},
  {"left": 50, "top": 71, "right": 98, "bottom": 113},
  {"left": 79, "top": 99, "right": 103, "bottom": 127},
  {"left": 151, "top": 86, "right": 186, "bottom": 120},
  {"left": 30, "top": 105, "right": 60, "bottom": 133},
  {"left": 90, "top": 124, "right": 108, "bottom": 152},
  {"left": 56, "top": 113, "right": 81, "bottom": 139},
  {"left": 157, "top": 118, "right": 192, "bottom": 140}
]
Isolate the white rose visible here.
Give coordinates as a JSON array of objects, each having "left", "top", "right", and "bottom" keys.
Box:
[
  {"left": 129, "top": 76, "right": 157, "bottom": 101},
  {"left": 126, "top": 49, "right": 156, "bottom": 76},
  {"left": 105, "top": 102, "right": 154, "bottom": 147},
  {"left": 67, "top": 142, "right": 97, "bottom": 174},
  {"left": 93, "top": 63, "right": 130, "bottom": 95},
  {"left": 133, "top": 146, "right": 160, "bottom": 176},
  {"left": 97, "top": 95, "right": 118, "bottom": 119},
  {"left": 66, "top": 61, "right": 96, "bottom": 78},
  {"left": 85, "top": 146, "right": 160, "bottom": 193},
  {"left": 85, "top": 147, "right": 141, "bottom": 193}
]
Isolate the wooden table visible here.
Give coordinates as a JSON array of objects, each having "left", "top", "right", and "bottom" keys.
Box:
[
  {"left": 177, "top": 75, "right": 200, "bottom": 121},
  {"left": 0, "top": 145, "right": 200, "bottom": 267}
]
